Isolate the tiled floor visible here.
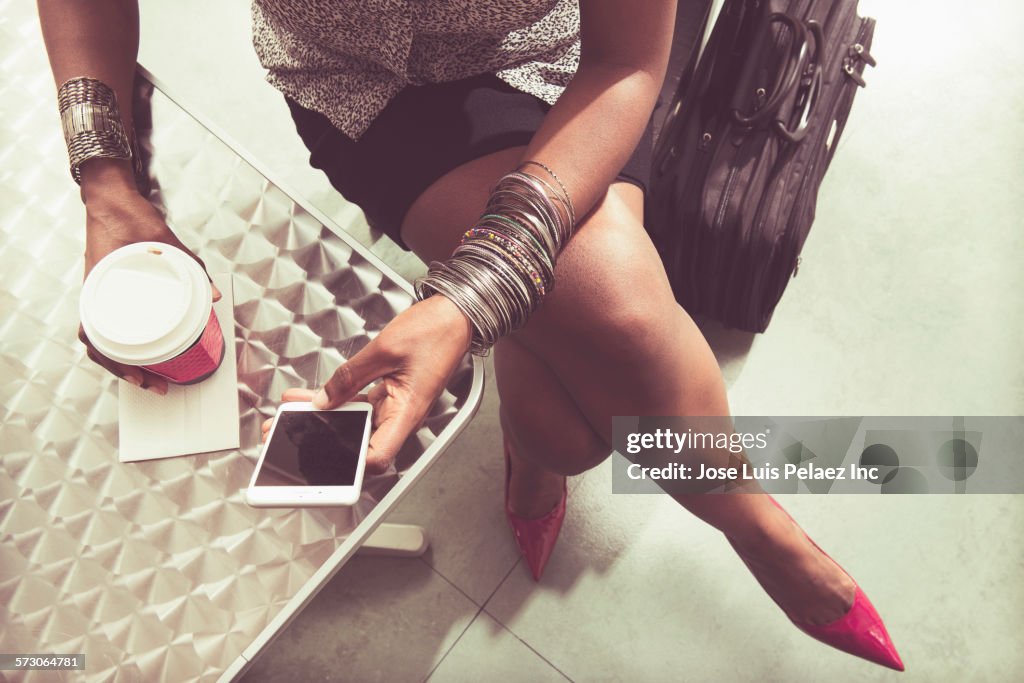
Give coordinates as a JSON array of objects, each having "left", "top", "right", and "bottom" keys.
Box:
[{"left": 46, "top": 0, "right": 1024, "bottom": 680}]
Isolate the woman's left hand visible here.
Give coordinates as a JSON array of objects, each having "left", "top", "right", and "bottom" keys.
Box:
[{"left": 262, "top": 294, "right": 472, "bottom": 474}]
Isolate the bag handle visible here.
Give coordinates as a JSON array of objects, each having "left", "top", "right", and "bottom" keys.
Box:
[
  {"left": 732, "top": 12, "right": 808, "bottom": 127},
  {"left": 773, "top": 19, "right": 824, "bottom": 143},
  {"left": 731, "top": 11, "right": 826, "bottom": 144}
]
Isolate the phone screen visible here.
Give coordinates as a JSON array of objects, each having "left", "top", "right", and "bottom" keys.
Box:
[{"left": 257, "top": 409, "right": 370, "bottom": 486}]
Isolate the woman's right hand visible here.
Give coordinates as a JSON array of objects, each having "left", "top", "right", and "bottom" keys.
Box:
[
  {"left": 79, "top": 160, "right": 220, "bottom": 393},
  {"left": 260, "top": 295, "right": 473, "bottom": 474}
]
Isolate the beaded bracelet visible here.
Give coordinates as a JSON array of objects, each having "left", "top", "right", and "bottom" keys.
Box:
[{"left": 462, "top": 226, "right": 549, "bottom": 297}]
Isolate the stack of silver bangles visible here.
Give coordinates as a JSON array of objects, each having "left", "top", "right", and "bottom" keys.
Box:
[
  {"left": 57, "top": 76, "right": 135, "bottom": 184},
  {"left": 415, "top": 161, "right": 576, "bottom": 356}
]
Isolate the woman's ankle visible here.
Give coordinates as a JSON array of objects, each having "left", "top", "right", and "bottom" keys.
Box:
[
  {"left": 506, "top": 440, "right": 566, "bottom": 519},
  {"left": 724, "top": 499, "right": 799, "bottom": 556}
]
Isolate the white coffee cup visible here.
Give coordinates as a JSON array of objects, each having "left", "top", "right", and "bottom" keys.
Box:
[{"left": 80, "top": 242, "right": 224, "bottom": 383}]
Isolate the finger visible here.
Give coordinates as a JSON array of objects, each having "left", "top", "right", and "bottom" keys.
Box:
[
  {"left": 281, "top": 388, "right": 317, "bottom": 403},
  {"left": 194, "top": 257, "right": 221, "bottom": 301},
  {"left": 119, "top": 365, "right": 169, "bottom": 395},
  {"left": 85, "top": 346, "right": 127, "bottom": 381},
  {"left": 314, "top": 346, "right": 390, "bottom": 409},
  {"left": 134, "top": 368, "right": 169, "bottom": 395},
  {"left": 260, "top": 416, "right": 275, "bottom": 444},
  {"left": 366, "top": 384, "right": 389, "bottom": 429},
  {"left": 83, "top": 337, "right": 167, "bottom": 395},
  {"left": 364, "top": 403, "right": 422, "bottom": 474},
  {"left": 280, "top": 388, "right": 372, "bottom": 404},
  {"left": 367, "top": 382, "right": 389, "bottom": 405}
]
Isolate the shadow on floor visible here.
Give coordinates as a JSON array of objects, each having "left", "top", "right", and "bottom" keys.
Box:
[{"left": 698, "top": 317, "right": 756, "bottom": 387}]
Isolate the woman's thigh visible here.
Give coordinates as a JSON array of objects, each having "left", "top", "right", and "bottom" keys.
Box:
[{"left": 401, "top": 147, "right": 728, "bottom": 440}]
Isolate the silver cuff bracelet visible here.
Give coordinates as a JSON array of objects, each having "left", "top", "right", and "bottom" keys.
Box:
[{"left": 58, "top": 77, "right": 134, "bottom": 184}]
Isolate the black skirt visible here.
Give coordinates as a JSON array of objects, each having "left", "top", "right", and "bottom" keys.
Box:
[{"left": 286, "top": 73, "right": 653, "bottom": 250}]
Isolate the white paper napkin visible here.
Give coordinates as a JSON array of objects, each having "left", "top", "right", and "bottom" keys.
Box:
[{"left": 118, "top": 273, "right": 240, "bottom": 462}]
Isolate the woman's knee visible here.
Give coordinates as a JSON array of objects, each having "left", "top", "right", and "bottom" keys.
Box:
[
  {"left": 521, "top": 195, "right": 677, "bottom": 362},
  {"left": 501, "top": 401, "right": 612, "bottom": 476},
  {"left": 495, "top": 338, "right": 612, "bottom": 476},
  {"left": 516, "top": 189, "right": 728, "bottom": 416}
]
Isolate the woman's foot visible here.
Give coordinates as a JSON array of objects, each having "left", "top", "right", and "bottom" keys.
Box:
[
  {"left": 727, "top": 501, "right": 856, "bottom": 627},
  {"left": 503, "top": 438, "right": 568, "bottom": 581},
  {"left": 727, "top": 497, "right": 904, "bottom": 670},
  {"left": 505, "top": 438, "right": 567, "bottom": 519}
]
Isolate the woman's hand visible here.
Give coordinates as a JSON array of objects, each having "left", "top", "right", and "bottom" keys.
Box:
[
  {"left": 262, "top": 294, "right": 472, "bottom": 474},
  {"left": 80, "top": 164, "right": 220, "bottom": 393}
]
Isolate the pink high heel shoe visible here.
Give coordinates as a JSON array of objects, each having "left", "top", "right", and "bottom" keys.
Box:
[
  {"left": 504, "top": 440, "right": 567, "bottom": 581},
  {"left": 741, "top": 496, "right": 905, "bottom": 671}
]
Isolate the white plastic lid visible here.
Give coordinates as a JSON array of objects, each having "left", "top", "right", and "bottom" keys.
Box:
[{"left": 80, "top": 242, "right": 213, "bottom": 365}]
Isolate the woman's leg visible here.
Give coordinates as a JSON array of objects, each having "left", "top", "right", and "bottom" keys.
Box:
[
  {"left": 404, "top": 149, "right": 732, "bottom": 516},
  {"left": 494, "top": 336, "right": 604, "bottom": 518},
  {"left": 401, "top": 147, "right": 854, "bottom": 624}
]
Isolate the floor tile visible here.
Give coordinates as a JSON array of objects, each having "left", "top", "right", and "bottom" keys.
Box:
[
  {"left": 241, "top": 556, "right": 477, "bottom": 683},
  {"left": 428, "top": 611, "right": 569, "bottom": 683},
  {"left": 384, "top": 360, "right": 525, "bottom": 605}
]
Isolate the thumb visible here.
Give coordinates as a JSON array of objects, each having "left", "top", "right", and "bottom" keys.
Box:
[
  {"left": 364, "top": 407, "right": 420, "bottom": 474},
  {"left": 313, "top": 344, "right": 389, "bottom": 409}
]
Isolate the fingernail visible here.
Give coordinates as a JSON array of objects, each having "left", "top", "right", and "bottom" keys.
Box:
[
  {"left": 124, "top": 375, "right": 142, "bottom": 387},
  {"left": 151, "top": 385, "right": 168, "bottom": 396},
  {"left": 313, "top": 388, "right": 329, "bottom": 409}
]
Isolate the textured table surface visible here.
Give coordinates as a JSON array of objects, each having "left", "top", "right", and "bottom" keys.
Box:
[{"left": 0, "top": 8, "right": 481, "bottom": 682}]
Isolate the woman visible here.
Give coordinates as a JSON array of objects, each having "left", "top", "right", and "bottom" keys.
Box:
[{"left": 39, "top": 0, "right": 903, "bottom": 671}]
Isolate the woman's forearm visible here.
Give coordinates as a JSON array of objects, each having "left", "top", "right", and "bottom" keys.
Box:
[
  {"left": 519, "top": 0, "right": 676, "bottom": 222},
  {"left": 520, "top": 63, "right": 667, "bottom": 219},
  {"left": 37, "top": 0, "right": 141, "bottom": 202}
]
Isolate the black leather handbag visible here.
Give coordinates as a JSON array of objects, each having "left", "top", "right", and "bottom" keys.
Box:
[{"left": 648, "top": 0, "right": 876, "bottom": 332}]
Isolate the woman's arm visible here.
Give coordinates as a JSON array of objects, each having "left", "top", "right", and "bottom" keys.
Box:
[
  {"left": 307, "top": 1, "right": 677, "bottom": 471},
  {"left": 522, "top": 0, "right": 677, "bottom": 217},
  {"left": 38, "top": 0, "right": 141, "bottom": 202},
  {"left": 38, "top": 0, "right": 218, "bottom": 393}
]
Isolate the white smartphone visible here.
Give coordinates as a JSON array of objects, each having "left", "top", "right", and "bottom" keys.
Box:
[{"left": 246, "top": 401, "right": 372, "bottom": 507}]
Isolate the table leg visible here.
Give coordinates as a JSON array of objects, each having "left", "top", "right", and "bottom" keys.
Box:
[{"left": 358, "top": 523, "right": 429, "bottom": 557}]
